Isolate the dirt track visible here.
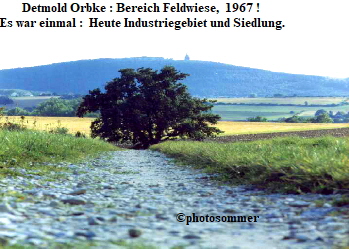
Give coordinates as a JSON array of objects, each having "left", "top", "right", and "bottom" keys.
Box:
[{"left": 204, "top": 127, "right": 349, "bottom": 143}]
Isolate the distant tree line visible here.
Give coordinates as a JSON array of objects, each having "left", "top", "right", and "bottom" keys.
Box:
[
  {"left": 280, "top": 113, "right": 334, "bottom": 123},
  {"left": 318, "top": 109, "right": 349, "bottom": 123},
  {"left": 279, "top": 110, "right": 349, "bottom": 123},
  {"left": 4, "top": 97, "right": 98, "bottom": 117},
  {"left": 248, "top": 109, "right": 349, "bottom": 123}
]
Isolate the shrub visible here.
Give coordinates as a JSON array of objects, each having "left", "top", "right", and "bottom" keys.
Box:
[
  {"left": 247, "top": 116, "right": 268, "bottom": 122},
  {"left": 284, "top": 115, "right": 310, "bottom": 123},
  {"left": 75, "top": 131, "right": 86, "bottom": 138},
  {"left": 310, "top": 113, "right": 333, "bottom": 123},
  {"left": 6, "top": 107, "right": 30, "bottom": 116},
  {"left": 0, "top": 122, "right": 26, "bottom": 131},
  {"left": 49, "top": 127, "right": 69, "bottom": 135}
]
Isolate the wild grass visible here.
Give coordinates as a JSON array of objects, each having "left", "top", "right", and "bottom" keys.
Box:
[
  {"left": 0, "top": 129, "right": 118, "bottom": 178},
  {"left": 151, "top": 136, "right": 349, "bottom": 194}
]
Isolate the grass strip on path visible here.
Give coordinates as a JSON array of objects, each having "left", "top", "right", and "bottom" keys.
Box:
[
  {"left": 0, "top": 129, "right": 119, "bottom": 179},
  {"left": 151, "top": 136, "right": 349, "bottom": 194}
]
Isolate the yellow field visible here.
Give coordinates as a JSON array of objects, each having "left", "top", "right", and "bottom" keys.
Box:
[
  {"left": 215, "top": 121, "right": 349, "bottom": 135},
  {"left": 2, "top": 116, "right": 348, "bottom": 136},
  {"left": 1, "top": 116, "right": 94, "bottom": 135}
]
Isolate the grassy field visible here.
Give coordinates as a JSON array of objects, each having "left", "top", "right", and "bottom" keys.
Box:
[
  {"left": 2, "top": 116, "right": 348, "bottom": 137},
  {"left": 212, "top": 105, "right": 349, "bottom": 121},
  {"left": 151, "top": 136, "right": 349, "bottom": 194},
  {"left": 212, "top": 97, "right": 349, "bottom": 105}
]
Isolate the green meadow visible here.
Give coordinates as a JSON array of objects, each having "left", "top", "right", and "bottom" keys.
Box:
[
  {"left": 212, "top": 104, "right": 349, "bottom": 121},
  {"left": 212, "top": 97, "right": 349, "bottom": 105}
]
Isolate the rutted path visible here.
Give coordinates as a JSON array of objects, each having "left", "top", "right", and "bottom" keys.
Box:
[{"left": 0, "top": 150, "right": 348, "bottom": 248}]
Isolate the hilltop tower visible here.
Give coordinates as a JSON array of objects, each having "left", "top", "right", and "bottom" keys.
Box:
[{"left": 184, "top": 53, "right": 190, "bottom": 61}]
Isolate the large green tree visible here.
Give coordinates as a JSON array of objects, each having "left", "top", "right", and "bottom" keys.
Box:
[{"left": 77, "top": 66, "right": 223, "bottom": 148}]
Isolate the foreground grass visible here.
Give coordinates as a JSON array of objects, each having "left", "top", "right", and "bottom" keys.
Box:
[
  {"left": 0, "top": 129, "right": 119, "bottom": 178},
  {"left": 151, "top": 136, "right": 349, "bottom": 194}
]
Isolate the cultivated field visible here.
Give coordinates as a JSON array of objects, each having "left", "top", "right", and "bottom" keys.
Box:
[
  {"left": 209, "top": 97, "right": 349, "bottom": 121},
  {"left": 2, "top": 116, "right": 348, "bottom": 136},
  {"left": 212, "top": 97, "right": 349, "bottom": 105},
  {"left": 3, "top": 96, "right": 349, "bottom": 122},
  {"left": 212, "top": 105, "right": 349, "bottom": 121},
  {"left": 1, "top": 116, "right": 94, "bottom": 135},
  {"left": 215, "top": 121, "right": 349, "bottom": 135}
]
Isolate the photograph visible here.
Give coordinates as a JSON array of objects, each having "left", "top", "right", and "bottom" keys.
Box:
[{"left": 0, "top": 0, "right": 348, "bottom": 248}]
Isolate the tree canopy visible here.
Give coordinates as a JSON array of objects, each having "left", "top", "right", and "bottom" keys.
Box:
[
  {"left": 77, "top": 66, "right": 223, "bottom": 148},
  {"left": 33, "top": 98, "right": 84, "bottom": 117},
  {"left": 311, "top": 113, "right": 333, "bottom": 123}
]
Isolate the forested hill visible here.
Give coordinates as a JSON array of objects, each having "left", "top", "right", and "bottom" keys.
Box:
[{"left": 0, "top": 57, "right": 348, "bottom": 97}]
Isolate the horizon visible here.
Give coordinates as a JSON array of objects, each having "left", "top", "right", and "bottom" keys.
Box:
[{"left": 0, "top": 56, "right": 348, "bottom": 80}]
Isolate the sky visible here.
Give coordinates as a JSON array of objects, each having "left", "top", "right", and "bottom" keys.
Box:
[{"left": 0, "top": 0, "right": 348, "bottom": 78}]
